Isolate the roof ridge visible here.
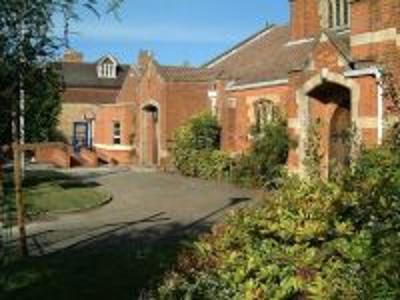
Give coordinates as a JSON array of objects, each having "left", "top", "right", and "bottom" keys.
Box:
[{"left": 202, "top": 24, "right": 288, "bottom": 69}]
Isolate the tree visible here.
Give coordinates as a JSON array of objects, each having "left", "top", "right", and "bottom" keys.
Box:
[{"left": 0, "top": 0, "right": 123, "bottom": 257}]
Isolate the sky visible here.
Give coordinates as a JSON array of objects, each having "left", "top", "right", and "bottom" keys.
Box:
[{"left": 65, "top": 1, "right": 289, "bottom": 66}]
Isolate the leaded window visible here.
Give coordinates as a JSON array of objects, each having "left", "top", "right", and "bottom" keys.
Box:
[{"left": 327, "top": 0, "right": 349, "bottom": 30}]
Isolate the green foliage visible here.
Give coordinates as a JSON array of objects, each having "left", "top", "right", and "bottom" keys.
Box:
[
  {"left": 171, "top": 112, "right": 231, "bottom": 180},
  {"left": 303, "top": 120, "right": 322, "bottom": 179},
  {"left": 156, "top": 146, "right": 400, "bottom": 299},
  {"left": 189, "top": 112, "right": 221, "bottom": 150},
  {"left": 231, "top": 118, "right": 289, "bottom": 187},
  {"left": 0, "top": 64, "right": 62, "bottom": 145},
  {"left": 0, "top": 0, "right": 123, "bottom": 145},
  {"left": 172, "top": 112, "right": 289, "bottom": 187}
]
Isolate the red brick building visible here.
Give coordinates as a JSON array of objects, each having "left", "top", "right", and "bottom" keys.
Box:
[
  {"left": 61, "top": 0, "right": 400, "bottom": 174},
  {"left": 94, "top": 51, "right": 215, "bottom": 166},
  {"left": 204, "top": 0, "right": 400, "bottom": 176},
  {"left": 59, "top": 50, "right": 129, "bottom": 150}
]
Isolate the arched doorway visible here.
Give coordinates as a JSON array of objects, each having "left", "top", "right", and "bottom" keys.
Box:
[
  {"left": 329, "top": 106, "right": 351, "bottom": 169},
  {"left": 141, "top": 103, "right": 160, "bottom": 166},
  {"left": 306, "top": 81, "right": 352, "bottom": 177},
  {"left": 296, "top": 71, "right": 360, "bottom": 177}
]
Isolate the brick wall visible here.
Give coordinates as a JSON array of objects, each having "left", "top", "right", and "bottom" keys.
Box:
[
  {"left": 221, "top": 85, "right": 289, "bottom": 153},
  {"left": 290, "top": 0, "right": 321, "bottom": 40},
  {"left": 166, "top": 81, "right": 209, "bottom": 147},
  {"left": 116, "top": 68, "right": 139, "bottom": 103},
  {"left": 34, "top": 143, "right": 72, "bottom": 168},
  {"left": 93, "top": 103, "right": 135, "bottom": 165}
]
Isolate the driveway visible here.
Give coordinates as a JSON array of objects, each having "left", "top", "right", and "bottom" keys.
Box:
[{"left": 18, "top": 168, "right": 256, "bottom": 256}]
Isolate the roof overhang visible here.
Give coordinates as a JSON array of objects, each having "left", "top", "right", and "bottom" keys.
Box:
[{"left": 225, "top": 78, "right": 289, "bottom": 92}]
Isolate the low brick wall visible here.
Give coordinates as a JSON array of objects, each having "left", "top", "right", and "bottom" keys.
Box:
[
  {"left": 95, "top": 147, "right": 135, "bottom": 165},
  {"left": 32, "top": 143, "right": 72, "bottom": 168},
  {"left": 79, "top": 148, "right": 98, "bottom": 167}
]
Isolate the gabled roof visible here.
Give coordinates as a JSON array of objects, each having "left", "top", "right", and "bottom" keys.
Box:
[
  {"left": 204, "top": 25, "right": 352, "bottom": 86},
  {"left": 203, "top": 25, "right": 276, "bottom": 68},
  {"left": 204, "top": 25, "right": 313, "bottom": 85},
  {"left": 60, "top": 62, "right": 130, "bottom": 88}
]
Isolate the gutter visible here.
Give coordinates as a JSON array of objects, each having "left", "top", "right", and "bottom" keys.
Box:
[
  {"left": 345, "top": 67, "right": 384, "bottom": 145},
  {"left": 225, "top": 79, "right": 289, "bottom": 92}
]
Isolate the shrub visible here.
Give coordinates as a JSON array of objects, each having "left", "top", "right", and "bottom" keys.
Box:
[
  {"left": 230, "top": 117, "right": 289, "bottom": 188},
  {"left": 171, "top": 112, "right": 231, "bottom": 179},
  {"left": 172, "top": 111, "right": 289, "bottom": 187},
  {"left": 155, "top": 146, "right": 400, "bottom": 299}
]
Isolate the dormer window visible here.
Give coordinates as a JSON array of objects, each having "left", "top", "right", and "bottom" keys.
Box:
[
  {"left": 327, "top": 0, "right": 350, "bottom": 30},
  {"left": 97, "top": 55, "right": 118, "bottom": 79}
]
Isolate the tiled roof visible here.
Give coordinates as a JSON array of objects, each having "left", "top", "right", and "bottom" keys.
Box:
[
  {"left": 205, "top": 25, "right": 352, "bottom": 85},
  {"left": 155, "top": 64, "right": 218, "bottom": 82},
  {"left": 60, "top": 62, "right": 129, "bottom": 88}
]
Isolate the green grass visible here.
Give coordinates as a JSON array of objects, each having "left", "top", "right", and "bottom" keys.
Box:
[
  {"left": 0, "top": 241, "right": 182, "bottom": 300},
  {"left": 0, "top": 169, "right": 186, "bottom": 299},
  {"left": 3, "top": 170, "right": 109, "bottom": 218}
]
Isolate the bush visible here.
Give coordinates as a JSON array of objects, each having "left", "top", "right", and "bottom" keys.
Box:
[
  {"left": 171, "top": 112, "right": 231, "bottom": 179},
  {"left": 155, "top": 146, "right": 400, "bottom": 299},
  {"left": 230, "top": 118, "right": 289, "bottom": 188},
  {"left": 172, "top": 112, "right": 289, "bottom": 187}
]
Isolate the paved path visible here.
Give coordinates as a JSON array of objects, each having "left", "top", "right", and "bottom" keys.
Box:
[{"left": 15, "top": 168, "right": 256, "bottom": 256}]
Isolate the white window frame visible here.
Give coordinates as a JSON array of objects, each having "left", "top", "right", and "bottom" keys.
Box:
[{"left": 97, "top": 55, "right": 118, "bottom": 79}]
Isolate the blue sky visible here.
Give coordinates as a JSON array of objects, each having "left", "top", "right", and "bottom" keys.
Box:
[{"left": 67, "top": 1, "right": 288, "bottom": 66}]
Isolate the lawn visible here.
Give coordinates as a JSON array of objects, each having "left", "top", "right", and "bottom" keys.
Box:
[
  {"left": 3, "top": 169, "right": 110, "bottom": 218},
  {"left": 0, "top": 240, "right": 183, "bottom": 300}
]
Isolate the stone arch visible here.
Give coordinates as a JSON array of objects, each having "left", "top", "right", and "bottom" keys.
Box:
[
  {"left": 296, "top": 69, "right": 360, "bottom": 176},
  {"left": 140, "top": 100, "right": 161, "bottom": 166}
]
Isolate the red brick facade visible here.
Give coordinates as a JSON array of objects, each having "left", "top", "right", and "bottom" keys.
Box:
[
  {"left": 206, "top": 0, "right": 400, "bottom": 175},
  {"left": 59, "top": 1, "right": 399, "bottom": 174},
  {"left": 94, "top": 52, "right": 212, "bottom": 166}
]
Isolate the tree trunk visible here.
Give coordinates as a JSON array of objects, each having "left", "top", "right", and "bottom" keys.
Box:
[{"left": 13, "top": 143, "right": 28, "bottom": 257}]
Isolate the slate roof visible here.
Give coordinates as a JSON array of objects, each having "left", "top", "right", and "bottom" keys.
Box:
[
  {"left": 60, "top": 62, "right": 130, "bottom": 88},
  {"left": 204, "top": 25, "right": 352, "bottom": 86}
]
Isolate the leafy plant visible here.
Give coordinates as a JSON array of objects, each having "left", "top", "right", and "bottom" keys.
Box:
[
  {"left": 155, "top": 145, "right": 400, "bottom": 299},
  {"left": 171, "top": 112, "right": 231, "bottom": 179},
  {"left": 230, "top": 115, "right": 289, "bottom": 188}
]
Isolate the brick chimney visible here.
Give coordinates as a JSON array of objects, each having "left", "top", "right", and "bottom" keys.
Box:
[{"left": 63, "top": 49, "right": 83, "bottom": 63}]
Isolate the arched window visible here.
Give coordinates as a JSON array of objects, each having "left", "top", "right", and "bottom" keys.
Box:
[
  {"left": 335, "top": 0, "right": 341, "bottom": 27},
  {"left": 327, "top": 0, "right": 349, "bottom": 30},
  {"left": 328, "top": 1, "right": 334, "bottom": 29},
  {"left": 253, "top": 99, "right": 276, "bottom": 133},
  {"left": 343, "top": 0, "right": 349, "bottom": 26}
]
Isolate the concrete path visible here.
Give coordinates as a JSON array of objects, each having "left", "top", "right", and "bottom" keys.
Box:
[{"left": 12, "top": 168, "right": 256, "bottom": 256}]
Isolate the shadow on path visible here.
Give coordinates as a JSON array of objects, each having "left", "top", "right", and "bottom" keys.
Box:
[{"left": 1, "top": 197, "right": 252, "bottom": 300}]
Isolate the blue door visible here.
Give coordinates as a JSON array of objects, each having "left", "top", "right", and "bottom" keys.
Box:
[{"left": 72, "top": 122, "right": 89, "bottom": 153}]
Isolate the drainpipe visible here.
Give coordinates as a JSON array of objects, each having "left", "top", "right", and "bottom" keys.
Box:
[
  {"left": 376, "top": 69, "right": 384, "bottom": 145},
  {"left": 344, "top": 67, "right": 384, "bottom": 145}
]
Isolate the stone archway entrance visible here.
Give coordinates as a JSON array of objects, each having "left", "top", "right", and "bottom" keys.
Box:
[
  {"left": 141, "top": 103, "right": 160, "bottom": 166},
  {"left": 297, "top": 71, "right": 359, "bottom": 177}
]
